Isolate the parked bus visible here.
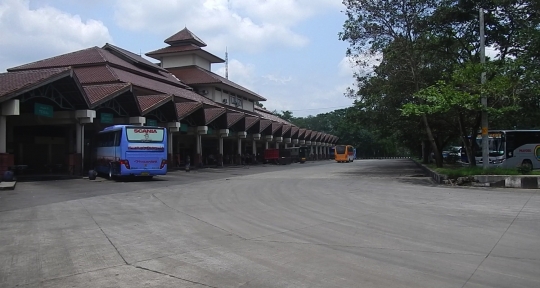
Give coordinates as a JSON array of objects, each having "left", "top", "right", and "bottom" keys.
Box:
[
  {"left": 335, "top": 145, "right": 355, "bottom": 163},
  {"left": 474, "top": 130, "right": 540, "bottom": 169},
  {"left": 94, "top": 125, "right": 168, "bottom": 178}
]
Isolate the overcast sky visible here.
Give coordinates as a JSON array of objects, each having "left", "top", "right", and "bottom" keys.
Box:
[{"left": 0, "top": 0, "right": 361, "bottom": 117}]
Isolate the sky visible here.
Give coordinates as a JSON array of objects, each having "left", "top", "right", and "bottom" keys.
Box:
[{"left": 0, "top": 0, "right": 360, "bottom": 117}]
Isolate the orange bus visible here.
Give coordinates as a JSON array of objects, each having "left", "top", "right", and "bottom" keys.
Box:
[{"left": 335, "top": 145, "right": 355, "bottom": 163}]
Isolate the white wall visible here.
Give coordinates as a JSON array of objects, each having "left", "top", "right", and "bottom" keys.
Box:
[
  {"left": 162, "top": 54, "right": 211, "bottom": 70},
  {"left": 162, "top": 55, "right": 193, "bottom": 68},
  {"left": 194, "top": 57, "right": 211, "bottom": 71},
  {"left": 243, "top": 100, "right": 254, "bottom": 112}
]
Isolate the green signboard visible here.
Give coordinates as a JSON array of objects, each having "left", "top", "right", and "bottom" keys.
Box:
[
  {"left": 207, "top": 128, "right": 214, "bottom": 135},
  {"left": 180, "top": 123, "right": 188, "bottom": 132},
  {"left": 146, "top": 119, "right": 158, "bottom": 126},
  {"left": 34, "top": 103, "right": 53, "bottom": 118},
  {"left": 100, "top": 113, "right": 113, "bottom": 124}
]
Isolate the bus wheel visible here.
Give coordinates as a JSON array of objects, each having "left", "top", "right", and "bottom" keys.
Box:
[
  {"left": 108, "top": 165, "right": 114, "bottom": 179},
  {"left": 521, "top": 160, "right": 533, "bottom": 171}
]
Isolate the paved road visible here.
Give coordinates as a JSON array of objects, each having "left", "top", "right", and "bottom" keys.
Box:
[{"left": 0, "top": 160, "right": 538, "bottom": 287}]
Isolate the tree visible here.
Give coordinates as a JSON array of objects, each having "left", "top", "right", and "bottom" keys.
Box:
[
  {"left": 272, "top": 110, "right": 294, "bottom": 122},
  {"left": 402, "top": 62, "right": 520, "bottom": 165},
  {"left": 340, "top": 0, "right": 449, "bottom": 167}
]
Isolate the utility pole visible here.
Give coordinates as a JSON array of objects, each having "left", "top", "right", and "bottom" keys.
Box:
[
  {"left": 225, "top": 47, "right": 229, "bottom": 79},
  {"left": 480, "top": 8, "right": 489, "bottom": 169}
]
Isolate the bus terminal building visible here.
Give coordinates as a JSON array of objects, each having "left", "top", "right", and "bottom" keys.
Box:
[{"left": 0, "top": 28, "right": 338, "bottom": 176}]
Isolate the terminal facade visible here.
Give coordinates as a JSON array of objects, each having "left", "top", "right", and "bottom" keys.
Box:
[{"left": 0, "top": 28, "right": 338, "bottom": 176}]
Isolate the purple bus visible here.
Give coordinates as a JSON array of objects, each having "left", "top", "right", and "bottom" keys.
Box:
[{"left": 94, "top": 125, "right": 168, "bottom": 179}]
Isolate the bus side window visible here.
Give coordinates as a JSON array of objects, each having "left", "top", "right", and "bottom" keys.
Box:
[{"left": 114, "top": 131, "right": 121, "bottom": 147}]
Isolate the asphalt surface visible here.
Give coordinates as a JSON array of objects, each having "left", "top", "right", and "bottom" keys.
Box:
[{"left": 0, "top": 159, "right": 538, "bottom": 287}]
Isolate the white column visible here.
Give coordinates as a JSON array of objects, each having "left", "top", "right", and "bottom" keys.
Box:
[
  {"left": 252, "top": 140, "right": 256, "bottom": 155},
  {"left": 0, "top": 116, "right": 6, "bottom": 153},
  {"left": 265, "top": 142, "right": 269, "bottom": 149}
]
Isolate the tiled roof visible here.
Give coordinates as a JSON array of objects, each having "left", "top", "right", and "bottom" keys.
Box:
[
  {"left": 74, "top": 66, "right": 117, "bottom": 84},
  {"left": 146, "top": 44, "right": 201, "bottom": 57},
  {"left": 100, "top": 49, "right": 186, "bottom": 87},
  {"left": 165, "top": 28, "right": 207, "bottom": 47},
  {"left": 254, "top": 107, "right": 292, "bottom": 124},
  {"left": 315, "top": 132, "right": 322, "bottom": 141},
  {"left": 175, "top": 102, "right": 202, "bottom": 119},
  {"left": 282, "top": 125, "right": 292, "bottom": 135},
  {"left": 0, "top": 67, "right": 71, "bottom": 101},
  {"left": 8, "top": 47, "right": 106, "bottom": 71},
  {"left": 305, "top": 130, "right": 312, "bottom": 140},
  {"left": 168, "top": 66, "right": 266, "bottom": 101},
  {"left": 83, "top": 83, "right": 131, "bottom": 106},
  {"left": 271, "top": 122, "right": 283, "bottom": 134},
  {"left": 290, "top": 127, "right": 299, "bottom": 138},
  {"left": 137, "top": 95, "right": 171, "bottom": 114},
  {"left": 109, "top": 67, "right": 217, "bottom": 106},
  {"left": 259, "top": 119, "right": 272, "bottom": 133},
  {"left": 244, "top": 116, "right": 260, "bottom": 131},
  {"left": 204, "top": 108, "right": 226, "bottom": 125},
  {"left": 226, "top": 113, "right": 244, "bottom": 128},
  {"left": 8, "top": 46, "right": 190, "bottom": 90},
  {"left": 103, "top": 43, "right": 167, "bottom": 72},
  {"left": 298, "top": 129, "right": 306, "bottom": 139},
  {"left": 221, "top": 105, "right": 259, "bottom": 117}
]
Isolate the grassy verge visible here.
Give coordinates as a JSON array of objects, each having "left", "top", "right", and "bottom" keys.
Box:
[{"left": 414, "top": 159, "right": 540, "bottom": 178}]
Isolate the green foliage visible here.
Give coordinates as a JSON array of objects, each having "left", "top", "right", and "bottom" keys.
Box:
[
  {"left": 401, "top": 62, "right": 520, "bottom": 118},
  {"left": 338, "top": 0, "right": 540, "bottom": 167},
  {"left": 516, "top": 164, "right": 533, "bottom": 175},
  {"left": 272, "top": 110, "right": 294, "bottom": 122}
]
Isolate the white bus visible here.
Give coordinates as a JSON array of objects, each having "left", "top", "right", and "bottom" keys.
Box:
[{"left": 475, "top": 130, "right": 540, "bottom": 169}]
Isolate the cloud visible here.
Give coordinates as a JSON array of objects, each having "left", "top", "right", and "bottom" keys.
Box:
[
  {"left": 113, "top": 0, "right": 338, "bottom": 54},
  {"left": 262, "top": 74, "right": 292, "bottom": 85},
  {"left": 215, "top": 59, "right": 257, "bottom": 91},
  {"left": 0, "top": 0, "right": 112, "bottom": 71}
]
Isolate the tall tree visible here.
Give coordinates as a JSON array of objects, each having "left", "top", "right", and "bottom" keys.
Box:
[{"left": 340, "top": 0, "right": 449, "bottom": 166}]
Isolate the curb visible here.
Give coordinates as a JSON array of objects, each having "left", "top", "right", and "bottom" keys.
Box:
[
  {"left": 411, "top": 159, "right": 540, "bottom": 189},
  {"left": 0, "top": 181, "right": 17, "bottom": 190},
  {"left": 474, "top": 175, "right": 540, "bottom": 189},
  {"left": 411, "top": 160, "right": 447, "bottom": 184}
]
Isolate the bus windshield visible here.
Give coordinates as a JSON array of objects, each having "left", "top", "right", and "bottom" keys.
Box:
[
  {"left": 126, "top": 128, "right": 164, "bottom": 143},
  {"left": 336, "top": 146, "right": 346, "bottom": 154},
  {"left": 475, "top": 134, "right": 505, "bottom": 157}
]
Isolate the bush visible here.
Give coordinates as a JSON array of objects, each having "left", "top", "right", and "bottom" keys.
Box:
[{"left": 517, "top": 164, "right": 532, "bottom": 175}]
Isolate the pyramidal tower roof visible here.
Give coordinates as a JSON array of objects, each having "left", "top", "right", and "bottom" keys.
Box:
[{"left": 164, "top": 27, "right": 207, "bottom": 47}]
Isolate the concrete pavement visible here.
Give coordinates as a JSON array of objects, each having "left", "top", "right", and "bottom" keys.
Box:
[{"left": 0, "top": 159, "right": 538, "bottom": 287}]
